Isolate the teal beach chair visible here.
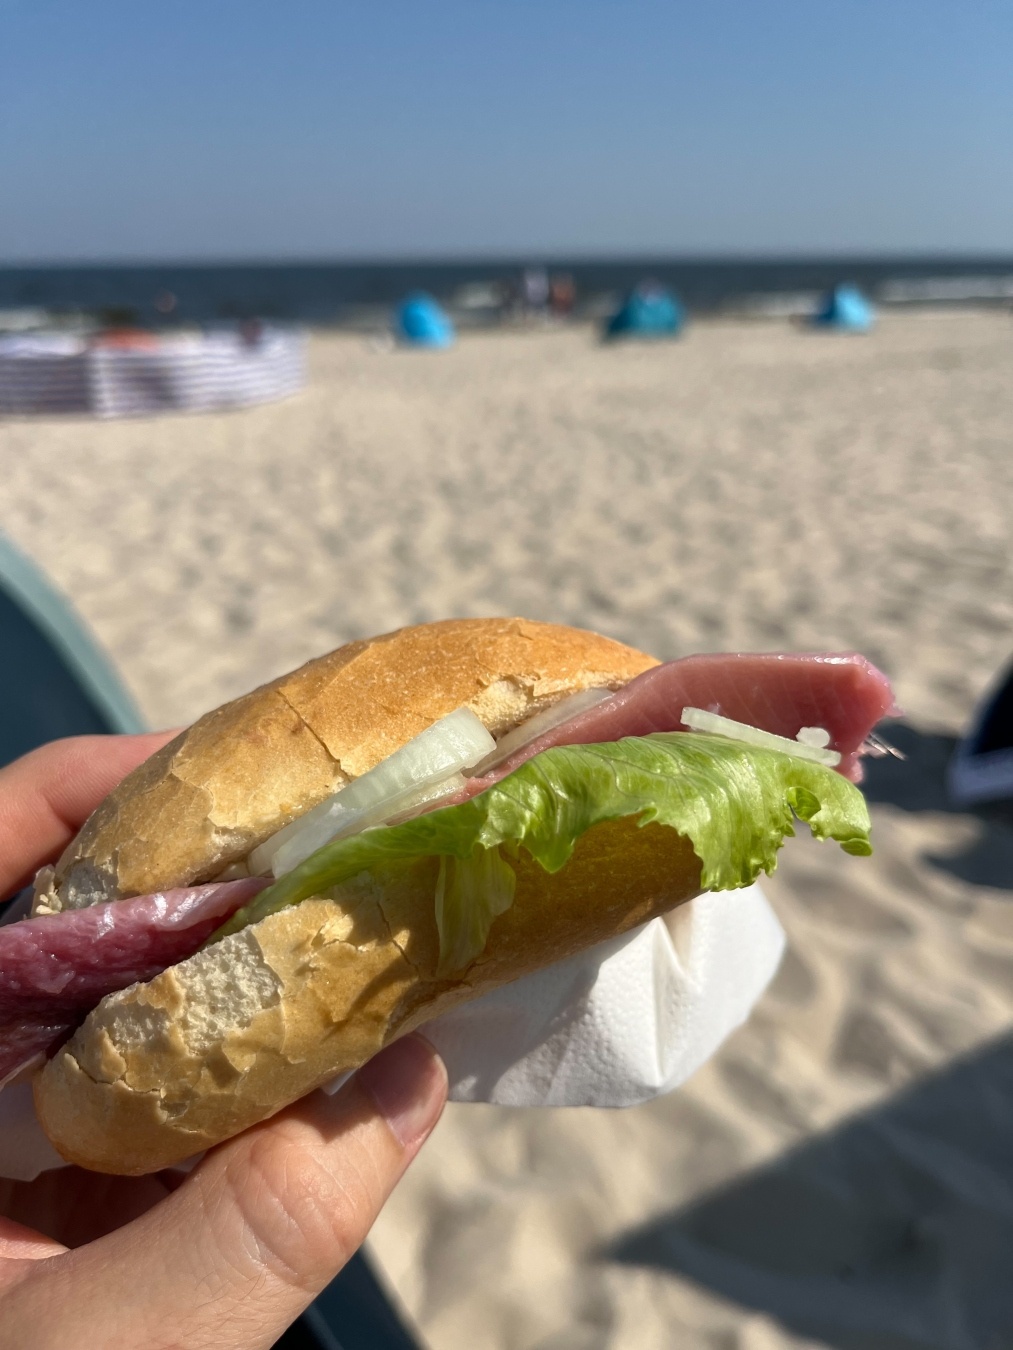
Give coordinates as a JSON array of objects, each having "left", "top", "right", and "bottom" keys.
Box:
[{"left": 0, "top": 533, "right": 145, "bottom": 762}]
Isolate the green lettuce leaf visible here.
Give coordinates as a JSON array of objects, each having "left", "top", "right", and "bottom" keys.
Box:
[
  {"left": 214, "top": 733, "right": 872, "bottom": 972},
  {"left": 435, "top": 846, "right": 518, "bottom": 975}
]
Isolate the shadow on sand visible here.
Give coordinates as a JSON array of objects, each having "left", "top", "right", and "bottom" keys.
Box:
[
  {"left": 605, "top": 723, "right": 1013, "bottom": 1347},
  {"left": 606, "top": 1033, "right": 1013, "bottom": 1349},
  {"left": 860, "top": 721, "right": 1013, "bottom": 893}
]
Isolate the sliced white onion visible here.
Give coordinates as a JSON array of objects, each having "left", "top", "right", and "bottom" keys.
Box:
[
  {"left": 470, "top": 687, "right": 614, "bottom": 775},
  {"left": 381, "top": 772, "right": 468, "bottom": 826},
  {"left": 796, "top": 725, "right": 831, "bottom": 749},
  {"left": 680, "top": 707, "right": 841, "bottom": 767},
  {"left": 250, "top": 708, "right": 496, "bottom": 878}
]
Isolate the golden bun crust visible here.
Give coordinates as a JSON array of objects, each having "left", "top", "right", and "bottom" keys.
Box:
[
  {"left": 35, "top": 819, "right": 701, "bottom": 1174},
  {"left": 38, "top": 618, "right": 657, "bottom": 913}
]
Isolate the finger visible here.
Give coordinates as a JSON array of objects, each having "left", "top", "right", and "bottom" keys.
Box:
[
  {"left": 0, "top": 1217, "right": 64, "bottom": 1266},
  {"left": 0, "top": 732, "right": 177, "bottom": 898},
  {"left": 0, "top": 1168, "right": 177, "bottom": 1251},
  {"left": 4, "top": 1036, "right": 447, "bottom": 1350}
]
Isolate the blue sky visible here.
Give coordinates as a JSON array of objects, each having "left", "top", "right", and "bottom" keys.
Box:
[{"left": 1, "top": 0, "right": 1010, "bottom": 261}]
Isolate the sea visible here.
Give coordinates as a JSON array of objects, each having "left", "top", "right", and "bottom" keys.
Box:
[{"left": 1, "top": 257, "right": 1012, "bottom": 329}]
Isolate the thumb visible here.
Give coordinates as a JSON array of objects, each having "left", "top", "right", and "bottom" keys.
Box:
[{"left": 8, "top": 1035, "right": 447, "bottom": 1350}]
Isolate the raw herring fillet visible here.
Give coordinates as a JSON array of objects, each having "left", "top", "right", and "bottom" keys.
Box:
[
  {"left": 473, "top": 652, "right": 895, "bottom": 789},
  {"left": 0, "top": 877, "right": 267, "bottom": 1087}
]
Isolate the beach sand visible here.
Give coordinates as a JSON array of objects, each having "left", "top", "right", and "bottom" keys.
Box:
[{"left": 2, "top": 313, "right": 1012, "bottom": 1347}]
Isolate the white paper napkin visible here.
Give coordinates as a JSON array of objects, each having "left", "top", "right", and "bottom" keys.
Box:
[
  {"left": 0, "top": 884, "right": 783, "bottom": 1180},
  {"left": 429, "top": 881, "right": 784, "bottom": 1106}
]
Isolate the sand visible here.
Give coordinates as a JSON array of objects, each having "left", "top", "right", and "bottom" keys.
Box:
[{"left": 2, "top": 313, "right": 1012, "bottom": 1347}]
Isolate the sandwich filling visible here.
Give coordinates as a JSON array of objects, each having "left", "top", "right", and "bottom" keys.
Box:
[{"left": 0, "top": 651, "right": 895, "bottom": 1087}]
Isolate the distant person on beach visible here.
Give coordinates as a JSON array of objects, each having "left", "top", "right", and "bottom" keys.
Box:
[
  {"left": 549, "top": 273, "right": 576, "bottom": 318},
  {"left": 522, "top": 266, "right": 550, "bottom": 318},
  {"left": 239, "top": 316, "right": 266, "bottom": 346},
  {"left": 0, "top": 734, "right": 446, "bottom": 1349}
]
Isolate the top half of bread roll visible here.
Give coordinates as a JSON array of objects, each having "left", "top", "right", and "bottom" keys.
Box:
[{"left": 36, "top": 618, "right": 657, "bottom": 914}]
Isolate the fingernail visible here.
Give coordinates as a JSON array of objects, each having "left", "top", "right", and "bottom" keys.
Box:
[{"left": 357, "top": 1035, "right": 448, "bottom": 1149}]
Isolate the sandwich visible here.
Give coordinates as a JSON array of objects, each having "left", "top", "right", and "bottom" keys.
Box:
[{"left": 0, "top": 619, "right": 894, "bottom": 1174}]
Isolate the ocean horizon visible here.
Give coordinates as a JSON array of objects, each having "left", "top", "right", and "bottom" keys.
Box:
[{"left": 2, "top": 255, "right": 1012, "bottom": 328}]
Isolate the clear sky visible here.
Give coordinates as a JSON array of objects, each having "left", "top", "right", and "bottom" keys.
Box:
[{"left": 1, "top": 0, "right": 1010, "bottom": 262}]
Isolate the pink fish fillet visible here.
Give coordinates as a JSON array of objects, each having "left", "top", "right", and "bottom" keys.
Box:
[
  {"left": 0, "top": 877, "right": 268, "bottom": 1087},
  {"left": 455, "top": 652, "right": 897, "bottom": 804}
]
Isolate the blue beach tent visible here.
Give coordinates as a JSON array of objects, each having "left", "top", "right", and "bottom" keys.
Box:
[
  {"left": 811, "top": 284, "right": 874, "bottom": 333},
  {"left": 394, "top": 292, "right": 455, "bottom": 348},
  {"left": 949, "top": 657, "right": 1013, "bottom": 807},
  {"left": 604, "top": 283, "right": 685, "bottom": 340}
]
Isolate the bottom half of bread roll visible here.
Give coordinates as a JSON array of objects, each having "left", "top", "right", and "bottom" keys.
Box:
[{"left": 34, "top": 818, "right": 701, "bottom": 1174}]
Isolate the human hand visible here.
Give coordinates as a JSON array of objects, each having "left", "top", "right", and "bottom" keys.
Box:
[{"left": 0, "top": 735, "right": 447, "bottom": 1349}]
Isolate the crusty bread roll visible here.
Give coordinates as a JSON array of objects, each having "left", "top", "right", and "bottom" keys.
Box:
[
  {"left": 35, "top": 617, "right": 657, "bottom": 913},
  {"left": 35, "top": 618, "right": 709, "bottom": 1175},
  {"left": 36, "top": 821, "right": 700, "bottom": 1174}
]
